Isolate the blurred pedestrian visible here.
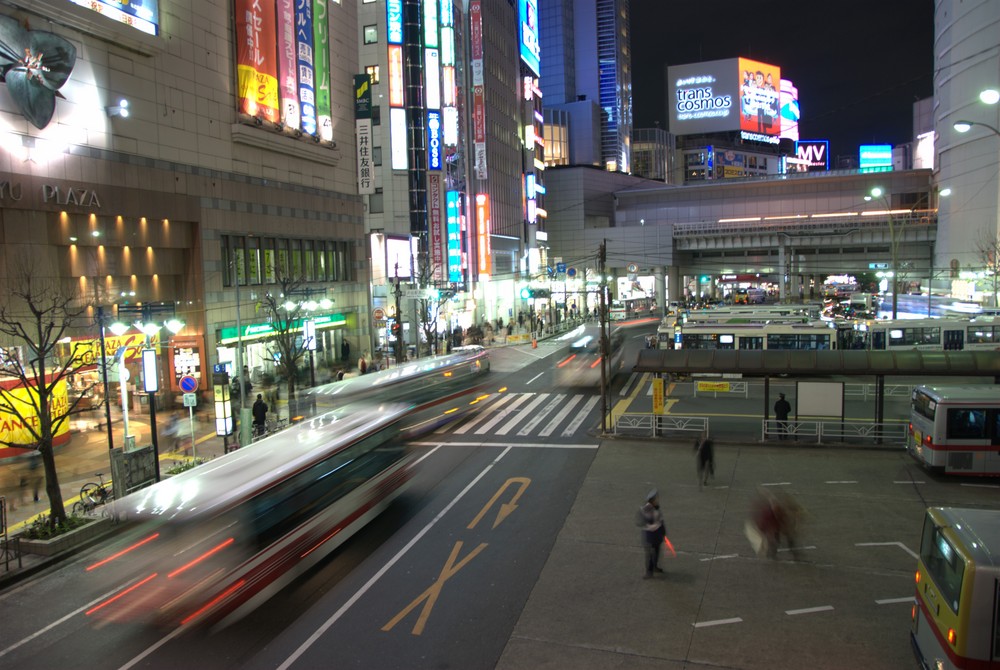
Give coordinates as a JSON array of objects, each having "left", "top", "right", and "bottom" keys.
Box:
[
  {"left": 358, "top": 354, "right": 368, "bottom": 375},
  {"left": 637, "top": 489, "right": 667, "bottom": 578},
  {"left": 27, "top": 448, "right": 42, "bottom": 503},
  {"left": 252, "top": 393, "right": 268, "bottom": 436},
  {"left": 341, "top": 338, "right": 350, "bottom": 363},
  {"left": 774, "top": 393, "right": 791, "bottom": 439},
  {"left": 164, "top": 413, "right": 182, "bottom": 451},
  {"left": 695, "top": 430, "right": 715, "bottom": 488}
]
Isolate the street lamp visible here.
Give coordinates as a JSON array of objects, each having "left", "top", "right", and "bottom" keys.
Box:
[
  {"left": 865, "top": 186, "right": 899, "bottom": 319},
  {"left": 953, "top": 120, "right": 1000, "bottom": 138}
]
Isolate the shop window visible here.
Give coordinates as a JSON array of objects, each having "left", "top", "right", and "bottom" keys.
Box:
[
  {"left": 289, "top": 239, "right": 302, "bottom": 279},
  {"left": 317, "top": 241, "right": 328, "bottom": 280},
  {"left": 372, "top": 105, "right": 380, "bottom": 126},
  {"left": 276, "top": 238, "right": 289, "bottom": 278},
  {"left": 303, "top": 240, "right": 316, "bottom": 281},
  {"left": 366, "top": 64, "right": 380, "bottom": 84},
  {"left": 327, "top": 245, "right": 338, "bottom": 281},
  {"left": 247, "top": 236, "right": 261, "bottom": 285},
  {"left": 262, "top": 238, "right": 276, "bottom": 284},
  {"left": 233, "top": 236, "right": 247, "bottom": 285},
  {"left": 373, "top": 146, "right": 382, "bottom": 166}
]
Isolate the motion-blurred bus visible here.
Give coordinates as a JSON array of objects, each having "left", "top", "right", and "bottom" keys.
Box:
[{"left": 908, "top": 384, "right": 1000, "bottom": 475}]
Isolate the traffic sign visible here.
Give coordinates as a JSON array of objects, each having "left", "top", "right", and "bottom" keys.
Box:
[
  {"left": 183, "top": 392, "right": 198, "bottom": 407},
  {"left": 373, "top": 307, "right": 386, "bottom": 321},
  {"left": 567, "top": 267, "right": 577, "bottom": 278},
  {"left": 179, "top": 375, "right": 199, "bottom": 393},
  {"left": 627, "top": 263, "right": 638, "bottom": 274},
  {"left": 556, "top": 262, "right": 566, "bottom": 273}
]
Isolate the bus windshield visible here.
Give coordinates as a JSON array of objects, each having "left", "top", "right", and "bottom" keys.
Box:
[
  {"left": 919, "top": 514, "right": 965, "bottom": 613},
  {"left": 912, "top": 390, "right": 937, "bottom": 421}
]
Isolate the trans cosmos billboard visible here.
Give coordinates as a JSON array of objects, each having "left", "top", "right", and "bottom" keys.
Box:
[{"left": 668, "top": 57, "right": 780, "bottom": 138}]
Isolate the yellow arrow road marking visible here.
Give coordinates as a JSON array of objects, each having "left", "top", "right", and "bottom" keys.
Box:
[{"left": 467, "top": 477, "right": 530, "bottom": 530}]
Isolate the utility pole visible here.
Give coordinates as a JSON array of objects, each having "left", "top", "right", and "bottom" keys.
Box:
[
  {"left": 599, "top": 239, "right": 608, "bottom": 434},
  {"left": 393, "top": 262, "right": 404, "bottom": 364}
]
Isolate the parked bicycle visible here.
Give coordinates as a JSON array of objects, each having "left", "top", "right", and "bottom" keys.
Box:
[{"left": 72, "top": 473, "right": 113, "bottom": 516}]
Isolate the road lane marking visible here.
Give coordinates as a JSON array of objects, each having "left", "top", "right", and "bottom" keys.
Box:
[
  {"left": 785, "top": 606, "right": 833, "bottom": 616},
  {"left": 526, "top": 372, "right": 545, "bottom": 385},
  {"left": 496, "top": 394, "right": 550, "bottom": 435},
  {"left": 448, "top": 394, "right": 515, "bottom": 434},
  {"left": 825, "top": 480, "right": 858, "bottom": 484},
  {"left": 538, "top": 394, "right": 584, "bottom": 437},
  {"left": 894, "top": 480, "right": 925, "bottom": 484},
  {"left": 517, "top": 394, "right": 565, "bottom": 436},
  {"left": 855, "top": 541, "right": 919, "bottom": 561},
  {"left": 693, "top": 617, "right": 743, "bottom": 628},
  {"left": 778, "top": 545, "right": 816, "bottom": 553},
  {"left": 876, "top": 597, "right": 913, "bottom": 605},
  {"left": 699, "top": 554, "right": 739, "bottom": 562},
  {"left": 962, "top": 483, "right": 1000, "bottom": 489},
  {"left": 562, "top": 396, "right": 600, "bottom": 436},
  {"left": 410, "top": 441, "right": 598, "bottom": 450},
  {"left": 460, "top": 394, "right": 530, "bottom": 435},
  {"left": 276, "top": 445, "right": 514, "bottom": 670},
  {"left": 761, "top": 482, "right": 791, "bottom": 486}
]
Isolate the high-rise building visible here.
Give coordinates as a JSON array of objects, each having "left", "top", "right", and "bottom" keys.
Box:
[{"left": 540, "top": 0, "right": 632, "bottom": 173}]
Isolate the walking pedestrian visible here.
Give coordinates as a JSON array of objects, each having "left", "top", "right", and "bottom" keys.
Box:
[
  {"left": 695, "top": 430, "right": 715, "bottom": 488},
  {"left": 252, "top": 393, "right": 268, "bottom": 436},
  {"left": 341, "top": 338, "right": 350, "bottom": 363},
  {"left": 27, "top": 448, "right": 42, "bottom": 503},
  {"left": 637, "top": 489, "right": 667, "bottom": 578},
  {"left": 774, "top": 393, "right": 792, "bottom": 439},
  {"left": 164, "top": 413, "right": 182, "bottom": 451}
]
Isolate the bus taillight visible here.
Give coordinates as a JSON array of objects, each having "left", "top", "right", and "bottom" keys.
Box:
[
  {"left": 947, "top": 628, "right": 957, "bottom": 646},
  {"left": 915, "top": 570, "right": 921, "bottom": 583},
  {"left": 924, "top": 434, "right": 932, "bottom": 446},
  {"left": 908, "top": 422, "right": 914, "bottom": 435}
]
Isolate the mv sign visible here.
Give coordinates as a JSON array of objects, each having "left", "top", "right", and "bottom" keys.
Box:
[{"left": 796, "top": 140, "right": 829, "bottom": 171}]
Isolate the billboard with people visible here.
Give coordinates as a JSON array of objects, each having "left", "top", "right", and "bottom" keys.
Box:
[{"left": 668, "top": 57, "right": 781, "bottom": 143}]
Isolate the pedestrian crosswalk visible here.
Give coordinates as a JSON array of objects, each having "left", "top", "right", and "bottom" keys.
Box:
[{"left": 438, "top": 392, "right": 600, "bottom": 438}]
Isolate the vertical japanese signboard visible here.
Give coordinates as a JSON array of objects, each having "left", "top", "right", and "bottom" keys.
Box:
[
  {"left": 276, "top": 0, "right": 300, "bottom": 130},
  {"left": 295, "top": 0, "right": 317, "bottom": 136},
  {"left": 236, "top": 0, "right": 279, "bottom": 122},
  {"left": 429, "top": 174, "right": 444, "bottom": 281},
  {"left": 355, "top": 75, "right": 375, "bottom": 194},
  {"left": 470, "top": 0, "right": 487, "bottom": 180},
  {"left": 313, "top": 0, "right": 332, "bottom": 141}
]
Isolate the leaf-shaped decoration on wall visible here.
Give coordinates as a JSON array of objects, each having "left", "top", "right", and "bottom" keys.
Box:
[{"left": 0, "top": 14, "right": 77, "bottom": 130}]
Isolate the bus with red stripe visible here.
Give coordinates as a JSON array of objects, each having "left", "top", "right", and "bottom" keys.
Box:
[{"left": 908, "top": 385, "right": 1000, "bottom": 475}]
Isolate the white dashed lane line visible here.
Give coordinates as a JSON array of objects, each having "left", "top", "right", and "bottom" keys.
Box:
[
  {"left": 699, "top": 554, "right": 739, "bottom": 562},
  {"left": 825, "top": 480, "right": 858, "bottom": 484},
  {"left": 876, "top": 597, "right": 913, "bottom": 605},
  {"left": 786, "top": 606, "right": 834, "bottom": 616},
  {"left": 693, "top": 618, "right": 743, "bottom": 628}
]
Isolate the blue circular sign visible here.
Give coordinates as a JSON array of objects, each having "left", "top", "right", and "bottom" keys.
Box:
[{"left": 179, "top": 375, "right": 199, "bottom": 393}]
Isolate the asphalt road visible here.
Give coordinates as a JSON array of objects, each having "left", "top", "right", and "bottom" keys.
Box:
[{"left": 2, "top": 324, "right": 998, "bottom": 669}]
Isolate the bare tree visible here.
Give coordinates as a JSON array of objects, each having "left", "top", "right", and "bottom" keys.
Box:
[
  {"left": 413, "top": 262, "right": 452, "bottom": 357},
  {"left": 975, "top": 229, "right": 1000, "bottom": 307},
  {"left": 257, "top": 267, "right": 310, "bottom": 402},
  {"left": 0, "top": 268, "right": 96, "bottom": 526}
]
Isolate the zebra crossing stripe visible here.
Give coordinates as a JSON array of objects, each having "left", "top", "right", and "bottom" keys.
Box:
[
  {"left": 470, "top": 393, "right": 535, "bottom": 435},
  {"left": 496, "top": 394, "right": 551, "bottom": 435},
  {"left": 562, "top": 395, "right": 600, "bottom": 436},
  {"left": 539, "top": 394, "right": 584, "bottom": 437},
  {"left": 452, "top": 393, "right": 526, "bottom": 435},
  {"left": 517, "top": 394, "right": 566, "bottom": 436}
]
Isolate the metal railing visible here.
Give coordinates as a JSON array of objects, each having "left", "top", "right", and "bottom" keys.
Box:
[
  {"left": 614, "top": 413, "right": 708, "bottom": 438},
  {"left": 760, "top": 419, "right": 907, "bottom": 445}
]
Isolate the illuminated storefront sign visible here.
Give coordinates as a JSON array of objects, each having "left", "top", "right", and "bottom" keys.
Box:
[
  {"left": 470, "top": 1, "right": 487, "bottom": 180},
  {"left": 423, "top": 0, "right": 439, "bottom": 47},
  {"left": 780, "top": 78, "right": 800, "bottom": 142},
  {"left": 295, "top": 0, "right": 317, "bottom": 135},
  {"left": 429, "top": 174, "right": 444, "bottom": 281},
  {"left": 0, "top": 378, "right": 69, "bottom": 447},
  {"left": 447, "top": 191, "right": 462, "bottom": 282},
  {"left": 427, "top": 110, "right": 442, "bottom": 170},
  {"left": 387, "top": 0, "right": 403, "bottom": 44},
  {"left": 276, "top": 0, "right": 300, "bottom": 130},
  {"left": 738, "top": 57, "right": 780, "bottom": 136},
  {"left": 313, "top": 0, "right": 332, "bottom": 142},
  {"left": 443, "top": 106, "right": 458, "bottom": 146},
  {"left": 425, "top": 49, "right": 441, "bottom": 110},
  {"left": 388, "top": 45, "right": 404, "bottom": 107},
  {"left": 390, "top": 107, "right": 408, "bottom": 169},
  {"left": 475, "top": 193, "right": 492, "bottom": 276},
  {"left": 442, "top": 66, "right": 456, "bottom": 106},
  {"left": 355, "top": 75, "right": 375, "bottom": 194},
  {"left": 67, "top": 0, "right": 159, "bottom": 35}
]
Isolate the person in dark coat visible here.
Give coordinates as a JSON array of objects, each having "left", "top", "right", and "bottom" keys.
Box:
[
  {"left": 341, "top": 338, "right": 350, "bottom": 363},
  {"left": 695, "top": 431, "right": 715, "bottom": 488},
  {"left": 252, "top": 393, "right": 268, "bottom": 436},
  {"left": 639, "top": 489, "right": 667, "bottom": 578},
  {"left": 774, "top": 393, "right": 792, "bottom": 439}
]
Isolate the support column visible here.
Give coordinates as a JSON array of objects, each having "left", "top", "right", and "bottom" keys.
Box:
[
  {"left": 655, "top": 266, "right": 666, "bottom": 317},
  {"left": 668, "top": 265, "right": 681, "bottom": 304},
  {"left": 778, "top": 242, "right": 787, "bottom": 302}
]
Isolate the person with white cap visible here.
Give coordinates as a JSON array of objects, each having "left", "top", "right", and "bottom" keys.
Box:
[{"left": 639, "top": 489, "right": 667, "bottom": 578}]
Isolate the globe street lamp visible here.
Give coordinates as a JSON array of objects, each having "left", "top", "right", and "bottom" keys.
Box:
[
  {"left": 865, "top": 186, "right": 899, "bottom": 319},
  {"left": 953, "top": 120, "right": 1000, "bottom": 138}
]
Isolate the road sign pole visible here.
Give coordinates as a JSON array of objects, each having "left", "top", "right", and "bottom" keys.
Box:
[{"left": 189, "top": 405, "right": 197, "bottom": 460}]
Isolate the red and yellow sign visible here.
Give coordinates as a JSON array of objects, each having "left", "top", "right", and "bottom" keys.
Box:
[
  {"left": 60, "top": 333, "right": 159, "bottom": 368},
  {"left": 236, "top": 0, "right": 280, "bottom": 122},
  {"left": 0, "top": 377, "right": 70, "bottom": 448}
]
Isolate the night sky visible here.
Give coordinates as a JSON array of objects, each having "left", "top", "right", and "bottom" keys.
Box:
[{"left": 630, "top": 0, "right": 935, "bottom": 160}]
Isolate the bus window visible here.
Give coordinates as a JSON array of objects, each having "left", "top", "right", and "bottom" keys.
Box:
[
  {"left": 919, "top": 515, "right": 965, "bottom": 613},
  {"left": 947, "top": 408, "right": 986, "bottom": 439}
]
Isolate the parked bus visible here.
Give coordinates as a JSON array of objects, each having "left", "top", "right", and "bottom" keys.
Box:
[
  {"left": 667, "top": 321, "right": 841, "bottom": 351},
  {"left": 912, "top": 507, "right": 1000, "bottom": 669},
  {"left": 609, "top": 297, "right": 654, "bottom": 321},
  {"left": 908, "top": 384, "right": 1000, "bottom": 475},
  {"left": 850, "top": 316, "right": 1000, "bottom": 351}
]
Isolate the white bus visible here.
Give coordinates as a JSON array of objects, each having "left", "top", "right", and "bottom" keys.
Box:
[
  {"left": 671, "top": 321, "right": 840, "bottom": 351},
  {"left": 908, "top": 384, "right": 1000, "bottom": 475},
  {"left": 850, "top": 316, "right": 1000, "bottom": 351}
]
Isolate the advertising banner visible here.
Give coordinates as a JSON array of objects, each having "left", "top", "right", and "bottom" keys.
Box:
[
  {"left": 295, "top": 0, "right": 317, "bottom": 136},
  {"left": 276, "top": 0, "right": 300, "bottom": 130},
  {"left": 518, "top": 0, "right": 540, "bottom": 77},
  {"left": 235, "top": 0, "right": 280, "bottom": 122},
  {"left": 446, "top": 191, "right": 463, "bottom": 282},
  {"left": 475, "top": 193, "right": 492, "bottom": 276},
  {"left": 357, "top": 119, "right": 374, "bottom": 194},
  {"left": 738, "top": 57, "right": 780, "bottom": 136},
  {"left": 427, "top": 110, "right": 443, "bottom": 170},
  {"left": 429, "top": 174, "right": 444, "bottom": 281},
  {"left": 313, "top": 0, "right": 332, "bottom": 141},
  {"left": 796, "top": 140, "right": 830, "bottom": 170},
  {"left": 0, "top": 377, "right": 70, "bottom": 447}
]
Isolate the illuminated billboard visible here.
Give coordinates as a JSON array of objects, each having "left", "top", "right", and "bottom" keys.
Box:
[
  {"left": 518, "top": 0, "right": 540, "bottom": 77},
  {"left": 859, "top": 144, "right": 893, "bottom": 173},
  {"left": 67, "top": 0, "right": 159, "bottom": 35},
  {"left": 779, "top": 78, "right": 800, "bottom": 142},
  {"left": 668, "top": 57, "right": 781, "bottom": 140},
  {"left": 427, "top": 110, "right": 443, "bottom": 170},
  {"left": 795, "top": 140, "right": 829, "bottom": 170}
]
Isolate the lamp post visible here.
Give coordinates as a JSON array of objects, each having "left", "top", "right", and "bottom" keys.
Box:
[
  {"left": 865, "top": 187, "right": 899, "bottom": 319},
  {"left": 95, "top": 306, "right": 114, "bottom": 453}
]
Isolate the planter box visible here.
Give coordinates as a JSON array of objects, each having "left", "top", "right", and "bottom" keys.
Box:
[{"left": 18, "top": 517, "right": 112, "bottom": 557}]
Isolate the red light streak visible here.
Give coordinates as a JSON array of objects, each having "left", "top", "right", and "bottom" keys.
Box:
[
  {"left": 86, "top": 533, "right": 160, "bottom": 571},
  {"left": 663, "top": 535, "right": 677, "bottom": 557},
  {"left": 85, "top": 573, "right": 159, "bottom": 615},
  {"left": 301, "top": 526, "right": 344, "bottom": 558},
  {"left": 589, "top": 357, "right": 602, "bottom": 369},
  {"left": 557, "top": 354, "right": 577, "bottom": 368},
  {"left": 180, "top": 579, "right": 246, "bottom": 626},
  {"left": 167, "top": 538, "right": 235, "bottom": 579}
]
